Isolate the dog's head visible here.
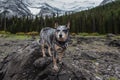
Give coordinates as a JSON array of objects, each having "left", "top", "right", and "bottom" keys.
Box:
[{"left": 54, "top": 22, "right": 70, "bottom": 42}]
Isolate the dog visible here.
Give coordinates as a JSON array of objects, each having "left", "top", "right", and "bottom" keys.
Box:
[{"left": 39, "top": 22, "right": 70, "bottom": 71}]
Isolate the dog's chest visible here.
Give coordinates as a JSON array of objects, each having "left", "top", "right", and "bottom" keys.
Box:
[{"left": 54, "top": 44, "right": 65, "bottom": 53}]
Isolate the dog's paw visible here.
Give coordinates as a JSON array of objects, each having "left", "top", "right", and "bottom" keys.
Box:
[
  {"left": 49, "top": 54, "right": 53, "bottom": 57},
  {"left": 59, "top": 61, "right": 63, "bottom": 65},
  {"left": 43, "top": 55, "right": 46, "bottom": 57},
  {"left": 53, "top": 66, "right": 59, "bottom": 71},
  {"left": 58, "top": 58, "right": 63, "bottom": 63}
]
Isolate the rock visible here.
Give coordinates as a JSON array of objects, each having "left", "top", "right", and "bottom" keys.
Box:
[
  {"left": 3, "top": 43, "right": 10, "bottom": 46},
  {"left": 68, "top": 39, "right": 73, "bottom": 45},
  {"left": 106, "top": 34, "right": 116, "bottom": 38},
  {"left": 3, "top": 35, "right": 8, "bottom": 38},
  {"left": 31, "top": 36, "right": 36, "bottom": 40},
  {"left": 108, "top": 40, "right": 120, "bottom": 47},
  {"left": 0, "top": 34, "right": 2, "bottom": 37},
  {"left": 76, "top": 37, "right": 98, "bottom": 44},
  {"left": 0, "top": 37, "right": 120, "bottom": 80},
  {"left": 0, "top": 41, "right": 90, "bottom": 80},
  {"left": 81, "top": 51, "right": 100, "bottom": 60}
]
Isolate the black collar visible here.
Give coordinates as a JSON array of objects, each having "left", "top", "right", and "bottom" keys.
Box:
[{"left": 54, "top": 38, "right": 68, "bottom": 49}]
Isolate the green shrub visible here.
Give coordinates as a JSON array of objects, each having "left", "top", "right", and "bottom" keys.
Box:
[
  {"left": 78, "top": 32, "right": 100, "bottom": 36},
  {"left": 71, "top": 33, "right": 77, "bottom": 36},
  {"left": 108, "top": 77, "right": 118, "bottom": 80},
  {"left": 0, "top": 31, "right": 11, "bottom": 34},
  {"left": 91, "top": 33, "right": 100, "bottom": 36},
  {"left": 26, "top": 31, "right": 39, "bottom": 36},
  {"left": 16, "top": 32, "right": 25, "bottom": 35},
  {"left": 78, "top": 33, "right": 89, "bottom": 36}
]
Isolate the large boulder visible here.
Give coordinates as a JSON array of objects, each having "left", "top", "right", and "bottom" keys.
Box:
[
  {"left": 108, "top": 40, "right": 120, "bottom": 47},
  {"left": 0, "top": 41, "right": 92, "bottom": 80},
  {"left": 0, "top": 38, "right": 120, "bottom": 80}
]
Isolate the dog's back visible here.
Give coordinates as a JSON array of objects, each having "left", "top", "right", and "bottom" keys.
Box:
[{"left": 40, "top": 27, "right": 55, "bottom": 46}]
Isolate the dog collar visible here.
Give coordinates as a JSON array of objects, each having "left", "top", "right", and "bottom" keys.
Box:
[{"left": 54, "top": 38, "right": 68, "bottom": 49}]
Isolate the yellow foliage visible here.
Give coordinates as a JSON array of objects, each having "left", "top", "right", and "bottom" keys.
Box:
[
  {"left": 16, "top": 32, "right": 25, "bottom": 35},
  {"left": 71, "top": 33, "right": 77, "bottom": 36},
  {"left": 0, "top": 31, "right": 11, "bottom": 34},
  {"left": 26, "top": 31, "right": 39, "bottom": 36}
]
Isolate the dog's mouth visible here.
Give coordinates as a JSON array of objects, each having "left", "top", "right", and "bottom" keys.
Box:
[{"left": 57, "top": 37, "right": 67, "bottom": 42}]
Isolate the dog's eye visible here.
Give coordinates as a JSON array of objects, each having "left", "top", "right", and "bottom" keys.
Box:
[
  {"left": 63, "top": 30, "right": 67, "bottom": 32},
  {"left": 57, "top": 30, "right": 60, "bottom": 32}
]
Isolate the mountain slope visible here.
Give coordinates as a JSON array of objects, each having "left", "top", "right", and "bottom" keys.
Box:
[
  {"left": 0, "top": 0, "right": 32, "bottom": 17},
  {"left": 100, "top": 0, "right": 115, "bottom": 5},
  {"left": 55, "top": 0, "right": 120, "bottom": 34},
  {"left": 1, "top": 0, "right": 120, "bottom": 34},
  {"left": 23, "top": 0, "right": 103, "bottom": 16},
  {"left": 0, "top": 0, "right": 115, "bottom": 17}
]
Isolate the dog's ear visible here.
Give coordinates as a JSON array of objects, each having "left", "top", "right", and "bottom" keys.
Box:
[
  {"left": 54, "top": 22, "right": 58, "bottom": 28},
  {"left": 67, "top": 22, "right": 70, "bottom": 29}
]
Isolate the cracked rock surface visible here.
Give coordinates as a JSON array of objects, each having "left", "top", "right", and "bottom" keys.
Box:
[{"left": 0, "top": 36, "right": 120, "bottom": 80}]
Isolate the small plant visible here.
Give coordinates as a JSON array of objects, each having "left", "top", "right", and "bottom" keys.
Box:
[
  {"left": 0, "top": 31, "right": 11, "bottom": 34},
  {"left": 78, "top": 33, "right": 89, "bottom": 36},
  {"left": 91, "top": 33, "right": 100, "bottom": 36},
  {"left": 26, "top": 31, "right": 39, "bottom": 36},
  {"left": 78, "top": 32, "right": 101, "bottom": 36},
  {"left": 71, "top": 33, "right": 77, "bottom": 36},
  {"left": 108, "top": 77, "right": 118, "bottom": 80},
  {"left": 16, "top": 32, "right": 25, "bottom": 35}
]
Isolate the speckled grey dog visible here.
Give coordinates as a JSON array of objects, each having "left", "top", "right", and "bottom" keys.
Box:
[{"left": 40, "top": 22, "right": 70, "bottom": 71}]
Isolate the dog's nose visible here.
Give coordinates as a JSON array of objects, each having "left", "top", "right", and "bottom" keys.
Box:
[{"left": 59, "top": 34, "right": 62, "bottom": 38}]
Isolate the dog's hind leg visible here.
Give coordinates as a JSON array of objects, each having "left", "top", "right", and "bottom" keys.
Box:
[
  {"left": 48, "top": 46, "right": 52, "bottom": 57},
  {"left": 41, "top": 40, "right": 46, "bottom": 57},
  {"left": 47, "top": 43, "right": 52, "bottom": 56}
]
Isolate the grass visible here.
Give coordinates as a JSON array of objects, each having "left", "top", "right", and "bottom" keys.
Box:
[
  {"left": 0, "top": 31, "right": 120, "bottom": 40},
  {"left": 108, "top": 77, "right": 118, "bottom": 80},
  {"left": 0, "top": 31, "right": 40, "bottom": 40},
  {"left": 76, "top": 33, "right": 106, "bottom": 37},
  {"left": 0, "top": 31, "right": 11, "bottom": 34},
  {"left": 0, "top": 34, "right": 39, "bottom": 40},
  {"left": 78, "top": 33, "right": 100, "bottom": 36},
  {"left": 114, "top": 36, "right": 120, "bottom": 39},
  {"left": 8, "top": 34, "right": 31, "bottom": 40},
  {"left": 2, "top": 34, "right": 29, "bottom": 40}
]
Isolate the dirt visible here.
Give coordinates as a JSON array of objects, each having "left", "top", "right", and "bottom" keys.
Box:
[{"left": 0, "top": 35, "right": 120, "bottom": 80}]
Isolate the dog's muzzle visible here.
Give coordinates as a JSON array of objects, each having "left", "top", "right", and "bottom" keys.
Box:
[{"left": 59, "top": 34, "right": 62, "bottom": 38}]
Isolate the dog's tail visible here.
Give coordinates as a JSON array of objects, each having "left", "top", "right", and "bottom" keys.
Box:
[{"left": 37, "top": 39, "right": 41, "bottom": 45}]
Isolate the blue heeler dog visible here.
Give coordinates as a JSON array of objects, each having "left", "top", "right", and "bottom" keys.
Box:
[{"left": 39, "top": 22, "right": 70, "bottom": 71}]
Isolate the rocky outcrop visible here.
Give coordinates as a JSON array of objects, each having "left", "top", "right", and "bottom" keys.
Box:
[
  {"left": 0, "top": 36, "right": 120, "bottom": 80},
  {"left": 0, "top": 41, "right": 89, "bottom": 80},
  {"left": 108, "top": 40, "right": 120, "bottom": 47}
]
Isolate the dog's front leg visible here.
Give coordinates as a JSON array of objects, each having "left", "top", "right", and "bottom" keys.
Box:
[
  {"left": 41, "top": 44, "right": 46, "bottom": 57},
  {"left": 48, "top": 46, "right": 52, "bottom": 57},
  {"left": 53, "top": 51, "right": 58, "bottom": 71},
  {"left": 58, "top": 52, "right": 64, "bottom": 63}
]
